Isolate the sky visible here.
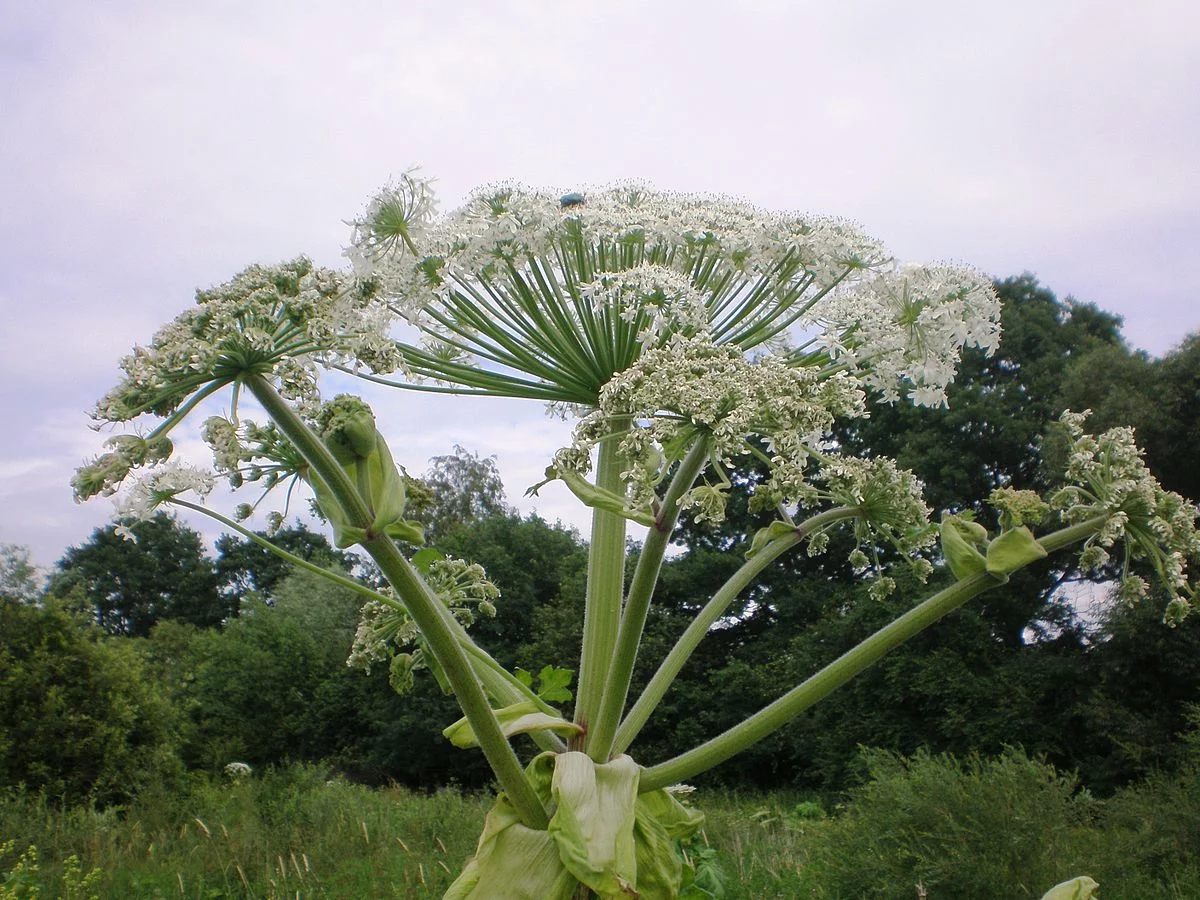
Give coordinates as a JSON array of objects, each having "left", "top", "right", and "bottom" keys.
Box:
[{"left": 2, "top": 0, "right": 1198, "bottom": 572}]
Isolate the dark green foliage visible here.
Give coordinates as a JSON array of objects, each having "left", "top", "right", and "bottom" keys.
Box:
[
  {"left": 434, "top": 512, "right": 588, "bottom": 670},
  {"left": 214, "top": 522, "right": 353, "bottom": 604},
  {"left": 146, "top": 569, "right": 359, "bottom": 772},
  {"left": 1075, "top": 593, "right": 1200, "bottom": 790},
  {"left": 0, "top": 599, "right": 180, "bottom": 803},
  {"left": 50, "top": 513, "right": 226, "bottom": 636},
  {"left": 1060, "top": 331, "right": 1200, "bottom": 502},
  {"left": 796, "top": 747, "right": 1089, "bottom": 899}
]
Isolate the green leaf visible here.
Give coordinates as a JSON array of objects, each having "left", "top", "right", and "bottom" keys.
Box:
[
  {"left": 444, "top": 792, "right": 576, "bottom": 900},
  {"left": 632, "top": 789, "right": 706, "bottom": 900},
  {"left": 939, "top": 515, "right": 987, "bottom": 580},
  {"left": 410, "top": 547, "right": 445, "bottom": 573},
  {"left": 985, "top": 525, "right": 1048, "bottom": 578},
  {"left": 746, "top": 521, "right": 797, "bottom": 559},
  {"left": 1039, "top": 876, "right": 1099, "bottom": 900},
  {"left": 443, "top": 701, "right": 582, "bottom": 749},
  {"left": 558, "top": 469, "right": 657, "bottom": 527},
  {"left": 383, "top": 519, "right": 425, "bottom": 544},
  {"left": 535, "top": 665, "right": 574, "bottom": 703},
  {"left": 547, "top": 752, "right": 640, "bottom": 897}
]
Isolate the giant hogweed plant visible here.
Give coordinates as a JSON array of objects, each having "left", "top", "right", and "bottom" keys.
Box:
[{"left": 76, "top": 173, "right": 1198, "bottom": 898}]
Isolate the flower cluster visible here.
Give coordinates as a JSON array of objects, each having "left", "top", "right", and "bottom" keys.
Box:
[
  {"left": 789, "top": 455, "right": 936, "bottom": 596},
  {"left": 347, "top": 556, "right": 500, "bottom": 693},
  {"left": 347, "top": 177, "right": 1000, "bottom": 412},
  {"left": 344, "top": 169, "right": 438, "bottom": 273},
  {"left": 71, "top": 434, "right": 173, "bottom": 502},
  {"left": 1052, "top": 410, "right": 1199, "bottom": 620},
  {"left": 201, "top": 416, "right": 309, "bottom": 495},
  {"left": 108, "top": 460, "right": 215, "bottom": 533},
  {"left": 554, "top": 335, "right": 866, "bottom": 521},
  {"left": 817, "top": 264, "right": 1002, "bottom": 406},
  {"left": 93, "top": 257, "right": 398, "bottom": 426}
]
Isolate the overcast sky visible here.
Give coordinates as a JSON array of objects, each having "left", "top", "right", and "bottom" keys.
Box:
[{"left": 3, "top": 1, "right": 1198, "bottom": 571}]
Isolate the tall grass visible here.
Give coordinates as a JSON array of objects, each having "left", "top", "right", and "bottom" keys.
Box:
[
  {"left": 4, "top": 754, "right": 1200, "bottom": 898},
  {"left": 0, "top": 765, "right": 489, "bottom": 898}
]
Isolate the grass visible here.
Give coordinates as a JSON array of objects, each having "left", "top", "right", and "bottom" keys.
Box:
[
  {"left": 0, "top": 769, "right": 821, "bottom": 899},
  {"left": 0, "top": 766, "right": 489, "bottom": 898},
  {"left": 4, "top": 757, "right": 1200, "bottom": 898}
]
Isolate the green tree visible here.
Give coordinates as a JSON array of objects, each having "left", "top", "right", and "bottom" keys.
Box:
[
  {"left": 417, "top": 445, "right": 509, "bottom": 541},
  {"left": 214, "top": 521, "right": 352, "bottom": 605},
  {"left": 0, "top": 598, "right": 180, "bottom": 802},
  {"left": 50, "top": 514, "right": 226, "bottom": 636},
  {"left": 0, "top": 544, "right": 41, "bottom": 603}
]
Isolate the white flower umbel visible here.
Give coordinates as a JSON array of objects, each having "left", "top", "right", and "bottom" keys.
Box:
[
  {"left": 818, "top": 264, "right": 1002, "bottom": 406},
  {"left": 111, "top": 461, "right": 215, "bottom": 524},
  {"left": 347, "top": 180, "right": 1000, "bottom": 412},
  {"left": 1052, "top": 410, "right": 1200, "bottom": 619},
  {"left": 553, "top": 335, "right": 866, "bottom": 520},
  {"left": 92, "top": 258, "right": 398, "bottom": 427}
]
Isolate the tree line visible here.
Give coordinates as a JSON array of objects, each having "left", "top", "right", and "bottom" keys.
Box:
[{"left": 2, "top": 275, "right": 1199, "bottom": 806}]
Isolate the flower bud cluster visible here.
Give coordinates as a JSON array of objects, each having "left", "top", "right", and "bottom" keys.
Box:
[
  {"left": 1051, "top": 410, "right": 1199, "bottom": 619},
  {"left": 201, "top": 417, "right": 307, "bottom": 494},
  {"left": 347, "top": 557, "right": 500, "bottom": 692},
  {"left": 71, "top": 434, "right": 173, "bottom": 502}
]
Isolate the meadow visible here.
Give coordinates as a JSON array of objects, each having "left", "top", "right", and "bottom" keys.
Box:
[{"left": 4, "top": 749, "right": 1199, "bottom": 899}]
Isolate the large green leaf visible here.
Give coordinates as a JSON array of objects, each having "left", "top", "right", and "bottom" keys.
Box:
[
  {"left": 548, "top": 752, "right": 640, "bottom": 896},
  {"left": 444, "top": 791, "right": 576, "bottom": 900},
  {"left": 631, "top": 789, "right": 706, "bottom": 899},
  {"left": 442, "top": 701, "right": 582, "bottom": 749}
]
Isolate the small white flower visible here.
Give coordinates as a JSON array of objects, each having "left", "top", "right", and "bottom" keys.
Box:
[{"left": 112, "top": 461, "right": 215, "bottom": 522}]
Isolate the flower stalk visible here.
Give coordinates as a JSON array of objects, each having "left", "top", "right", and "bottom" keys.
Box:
[
  {"left": 574, "top": 430, "right": 630, "bottom": 756},
  {"left": 586, "top": 436, "right": 711, "bottom": 762},
  {"left": 243, "top": 373, "right": 548, "bottom": 828},
  {"left": 638, "top": 514, "right": 1110, "bottom": 791}
]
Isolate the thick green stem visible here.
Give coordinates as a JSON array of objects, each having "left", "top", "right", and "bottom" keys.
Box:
[
  {"left": 638, "top": 515, "right": 1109, "bottom": 791},
  {"left": 575, "top": 431, "right": 630, "bottom": 756},
  {"left": 614, "top": 506, "right": 859, "bottom": 755},
  {"left": 242, "top": 374, "right": 549, "bottom": 828},
  {"left": 587, "top": 438, "right": 711, "bottom": 761}
]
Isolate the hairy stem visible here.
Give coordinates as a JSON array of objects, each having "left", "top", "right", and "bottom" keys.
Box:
[
  {"left": 638, "top": 515, "right": 1109, "bottom": 791},
  {"left": 243, "top": 374, "right": 549, "bottom": 828},
  {"left": 614, "top": 506, "right": 859, "bottom": 755},
  {"left": 575, "top": 429, "right": 630, "bottom": 757},
  {"left": 588, "top": 438, "right": 711, "bottom": 761}
]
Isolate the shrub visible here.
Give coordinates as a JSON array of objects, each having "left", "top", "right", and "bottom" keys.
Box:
[
  {"left": 797, "top": 747, "right": 1090, "bottom": 899},
  {"left": 0, "top": 599, "right": 181, "bottom": 804}
]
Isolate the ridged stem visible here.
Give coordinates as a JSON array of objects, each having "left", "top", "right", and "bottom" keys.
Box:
[
  {"left": 639, "top": 515, "right": 1109, "bottom": 791},
  {"left": 614, "top": 506, "right": 858, "bottom": 755},
  {"left": 243, "top": 374, "right": 548, "bottom": 828},
  {"left": 587, "top": 438, "right": 711, "bottom": 761},
  {"left": 574, "top": 430, "right": 630, "bottom": 756}
]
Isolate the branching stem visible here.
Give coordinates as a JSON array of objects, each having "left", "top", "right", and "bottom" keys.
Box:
[
  {"left": 638, "top": 515, "right": 1109, "bottom": 790},
  {"left": 242, "top": 373, "right": 549, "bottom": 828}
]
